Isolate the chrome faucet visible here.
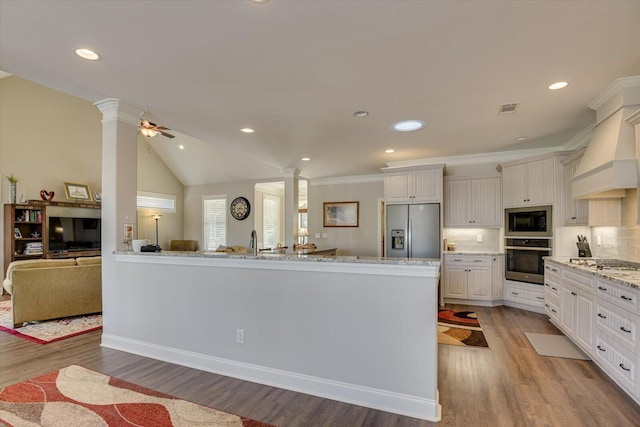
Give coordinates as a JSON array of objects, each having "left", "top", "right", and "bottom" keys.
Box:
[{"left": 250, "top": 230, "right": 257, "bottom": 256}]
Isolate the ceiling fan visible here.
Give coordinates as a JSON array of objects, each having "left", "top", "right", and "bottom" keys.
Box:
[{"left": 139, "top": 119, "right": 175, "bottom": 139}]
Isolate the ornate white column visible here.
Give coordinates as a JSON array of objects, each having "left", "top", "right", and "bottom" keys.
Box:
[{"left": 283, "top": 168, "right": 300, "bottom": 247}]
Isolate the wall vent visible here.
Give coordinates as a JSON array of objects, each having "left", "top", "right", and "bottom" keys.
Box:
[{"left": 498, "top": 103, "right": 519, "bottom": 114}]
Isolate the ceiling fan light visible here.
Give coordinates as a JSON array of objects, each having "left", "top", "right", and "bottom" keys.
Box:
[{"left": 141, "top": 128, "right": 158, "bottom": 138}]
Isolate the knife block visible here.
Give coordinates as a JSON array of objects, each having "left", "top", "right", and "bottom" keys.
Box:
[{"left": 577, "top": 242, "right": 592, "bottom": 257}]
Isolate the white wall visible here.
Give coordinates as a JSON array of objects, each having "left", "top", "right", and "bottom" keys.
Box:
[{"left": 103, "top": 255, "right": 441, "bottom": 421}]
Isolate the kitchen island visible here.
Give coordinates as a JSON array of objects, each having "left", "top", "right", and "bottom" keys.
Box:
[{"left": 101, "top": 251, "right": 441, "bottom": 421}]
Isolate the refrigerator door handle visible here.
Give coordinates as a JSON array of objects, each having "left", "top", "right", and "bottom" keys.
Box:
[{"left": 407, "top": 219, "right": 412, "bottom": 258}]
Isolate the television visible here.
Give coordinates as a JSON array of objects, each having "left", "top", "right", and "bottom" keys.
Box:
[{"left": 48, "top": 216, "right": 101, "bottom": 253}]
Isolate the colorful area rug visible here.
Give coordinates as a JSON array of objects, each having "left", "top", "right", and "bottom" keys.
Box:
[
  {"left": 0, "top": 365, "right": 273, "bottom": 426},
  {"left": 0, "top": 300, "right": 102, "bottom": 344},
  {"left": 438, "top": 310, "right": 489, "bottom": 347}
]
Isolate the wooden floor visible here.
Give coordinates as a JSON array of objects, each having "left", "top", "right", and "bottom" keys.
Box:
[{"left": 1, "top": 301, "right": 640, "bottom": 426}]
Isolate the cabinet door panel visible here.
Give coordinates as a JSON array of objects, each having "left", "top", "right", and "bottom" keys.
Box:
[
  {"left": 527, "top": 158, "right": 554, "bottom": 205},
  {"left": 472, "top": 178, "right": 501, "bottom": 227},
  {"left": 385, "top": 172, "right": 412, "bottom": 202},
  {"left": 444, "top": 180, "right": 471, "bottom": 227},
  {"left": 444, "top": 265, "right": 468, "bottom": 298},
  {"left": 561, "top": 286, "right": 577, "bottom": 336},
  {"left": 413, "top": 169, "right": 442, "bottom": 202},
  {"left": 502, "top": 164, "right": 527, "bottom": 207},
  {"left": 467, "top": 266, "right": 492, "bottom": 300},
  {"left": 575, "top": 292, "right": 594, "bottom": 353}
]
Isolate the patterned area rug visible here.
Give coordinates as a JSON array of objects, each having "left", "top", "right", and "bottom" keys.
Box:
[
  {"left": 438, "top": 310, "right": 489, "bottom": 348},
  {"left": 0, "top": 300, "right": 102, "bottom": 344},
  {"left": 0, "top": 365, "right": 273, "bottom": 426}
]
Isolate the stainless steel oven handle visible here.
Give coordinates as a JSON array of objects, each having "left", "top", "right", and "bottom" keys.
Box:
[{"left": 505, "top": 246, "right": 552, "bottom": 251}]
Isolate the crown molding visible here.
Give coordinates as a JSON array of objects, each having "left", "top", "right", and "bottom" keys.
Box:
[
  {"left": 589, "top": 75, "right": 640, "bottom": 111},
  {"left": 310, "top": 174, "right": 383, "bottom": 186},
  {"left": 561, "top": 124, "right": 594, "bottom": 151},
  {"left": 0, "top": 70, "right": 12, "bottom": 79},
  {"left": 94, "top": 98, "right": 145, "bottom": 126},
  {"left": 625, "top": 108, "right": 640, "bottom": 126}
]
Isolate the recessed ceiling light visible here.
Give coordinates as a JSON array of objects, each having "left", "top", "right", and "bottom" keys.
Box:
[
  {"left": 392, "top": 120, "right": 424, "bottom": 132},
  {"left": 75, "top": 48, "right": 100, "bottom": 60},
  {"left": 548, "top": 81, "right": 568, "bottom": 90},
  {"left": 301, "top": 157, "right": 311, "bottom": 161},
  {"left": 179, "top": 144, "right": 185, "bottom": 150},
  {"left": 353, "top": 111, "right": 369, "bottom": 118},
  {"left": 514, "top": 136, "right": 528, "bottom": 142},
  {"left": 240, "top": 128, "right": 255, "bottom": 133},
  {"left": 385, "top": 149, "right": 395, "bottom": 154}
]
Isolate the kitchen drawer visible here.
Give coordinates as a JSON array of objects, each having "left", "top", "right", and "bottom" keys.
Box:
[
  {"left": 544, "top": 262, "right": 561, "bottom": 283},
  {"left": 544, "top": 280, "right": 560, "bottom": 299},
  {"left": 595, "top": 278, "right": 638, "bottom": 314},
  {"left": 545, "top": 298, "right": 560, "bottom": 323},
  {"left": 596, "top": 299, "right": 640, "bottom": 355},
  {"left": 444, "top": 254, "right": 490, "bottom": 266},
  {"left": 563, "top": 268, "right": 595, "bottom": 294},
  {"left": 594, "top": 330, "right": 639, "bottom": 396},
  {"left": 505, "top": 282, "right": 545, "bottom": 307}
]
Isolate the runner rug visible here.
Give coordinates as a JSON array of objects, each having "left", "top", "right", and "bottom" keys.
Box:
[
  {"left": 0, "top": 300, "right": 102, "bottom": 344},
  {"left": 438, "top": 310, "right": 489, "bottom": 348},
  {"left": 0, "top": 365, "right": 274, "bottom": 426}
]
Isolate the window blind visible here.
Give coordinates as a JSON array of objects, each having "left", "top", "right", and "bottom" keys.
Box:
[
  {"left": 137, "top": 192, "right": 176, "bottom": 212},
  {"left": 263, "top": 194, "right": 281, "bottom": 248},
  {"left": 203, "top": 195, "right": 227, "bottom": 250}
]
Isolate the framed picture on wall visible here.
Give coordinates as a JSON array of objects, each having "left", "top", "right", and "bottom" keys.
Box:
[
  {"left": 323, "top": 201, "right": 359, "bottom": 227},
  {"left": 64, "top": 182, "right": 93, "bottom": 202}
]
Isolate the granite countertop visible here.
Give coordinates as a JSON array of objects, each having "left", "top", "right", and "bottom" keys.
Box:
[
  {"left": 444, "top": 251, "right": 504, "bottom": 256},
  {"left": 115, "top": 250, "right": 440, "bottom": 266},
  {"left": 545, "top": 256, "right": 640, "bottom": 290}
]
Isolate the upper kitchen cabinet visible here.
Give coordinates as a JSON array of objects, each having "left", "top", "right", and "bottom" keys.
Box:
[
  {"left": 382, "top": 164, "right": 444, "bottom": 204},
  {"left": 444, "top": 176, "right": 502, "bottom": 227},
  {"left": 500, "top": 153, "right": 568, "bottom": 209},
  {"left": 562, "top": 147, "right": 589, "bottom": 226}
]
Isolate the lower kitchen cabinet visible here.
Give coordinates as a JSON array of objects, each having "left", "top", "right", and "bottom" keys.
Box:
[
  {"left": 443, "top": 254, "right": 497, "bottom": 302},
  {"left": 544, "top": 259, "right": 640, "bottom": 405},
  {"left": 504, "top": 281, "right": 545, "bottom": 308}
]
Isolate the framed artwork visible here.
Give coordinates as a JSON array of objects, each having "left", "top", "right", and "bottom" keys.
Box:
[
  {"left": 323, "top": 201, "right": 359, "bottom": 227},
  {"left": 14, "top": 228, "right": 22, "bottom": 238},
  {"left": 64, "top": 182, "right": 93, "bottom": 201}
]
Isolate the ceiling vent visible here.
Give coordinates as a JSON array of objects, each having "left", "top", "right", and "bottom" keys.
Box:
[{"left": 498, "top": 103, "right": 519, "bottom": 115}]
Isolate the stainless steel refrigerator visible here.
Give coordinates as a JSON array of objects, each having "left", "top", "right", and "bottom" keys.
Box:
[{"left": 385, "top": 203, "right": 440, "bottom": 258}]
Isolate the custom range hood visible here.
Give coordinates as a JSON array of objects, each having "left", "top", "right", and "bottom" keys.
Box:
[{"left": 573, "top": 76, "right": 640, "bottom": 199}]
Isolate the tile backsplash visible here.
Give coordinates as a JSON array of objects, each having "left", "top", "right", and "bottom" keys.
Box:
[
  {"left": 590, "top": 226, "right": 640, "bottom": 262},
  {"left": 443, "top": 228, "right": 501, "bottom": 252}
]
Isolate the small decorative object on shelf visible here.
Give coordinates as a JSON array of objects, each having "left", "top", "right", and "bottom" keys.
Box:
[
  {"left": 20, "top": 192, "right": 28, "bottom": 204},
  {"left": 5, "top": 174, "right": 17, "bottom": 204},
  {"left": 94, "top": 191, "right": 102, "bottom": 203},
  {"left": 40, "top": 189, "right": 55, "bottom": 201},
  {"left": 123, "top": 217, "right": 134, "bottom": 251}
]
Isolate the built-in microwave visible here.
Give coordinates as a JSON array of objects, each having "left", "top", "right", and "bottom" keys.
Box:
[{"left": 504, "top": 206, "right": 552, "bottom": 237}]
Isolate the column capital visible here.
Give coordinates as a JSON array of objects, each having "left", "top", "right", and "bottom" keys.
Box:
[
  {"left": 282, "top": 168, "right": 301, "bottom": 178},
  {"left": 94, "top": 98, "right": 145, "bottom": 126}
]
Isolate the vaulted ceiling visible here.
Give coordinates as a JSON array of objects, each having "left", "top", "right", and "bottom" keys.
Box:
[{"left": 1, "top": 1, "right": 639, "bottom": 185}]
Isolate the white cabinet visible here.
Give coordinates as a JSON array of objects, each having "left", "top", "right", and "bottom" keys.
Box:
[
  {"left": 504, "top": 281, "right": 545, "bottom": 307},
  {"left": 492, "top": 255, "right": 504, "bottom": 300},
  {"left": 383, "top": 166, "right": 443, "bottom": 203},
  {"left": 502, "top": 157, "right": 555, "bottom": 208},
  {"left": 443, "top": 255, "right": 493, "bottom": 301},
  {"left": 545, "top": 260, "right": 640, "bottom": 404},
  {"left": 563, "top": 154, "right": 589, "bottom": 225},
  {"left": 444, "top": 177, "right": 501, "bottom": 227}
]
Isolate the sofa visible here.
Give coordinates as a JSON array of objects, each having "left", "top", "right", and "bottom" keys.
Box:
[{"left": 2, "top": 257, "right": 102, "bottom": 328}]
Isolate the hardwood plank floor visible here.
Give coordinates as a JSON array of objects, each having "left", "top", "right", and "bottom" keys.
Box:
[{"left": 1, "top": 301, "right": 639, "bottom": 426}]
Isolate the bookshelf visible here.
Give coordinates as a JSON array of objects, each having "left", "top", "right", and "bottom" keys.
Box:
[{"left": 4, "top": 203, "right": 46, "bottom": 274}]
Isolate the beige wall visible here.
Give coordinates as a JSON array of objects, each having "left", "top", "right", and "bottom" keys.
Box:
[
  {"left": 309, "top": 178, "right": 384, "bottom": 256},
  {"left": 1, "top": 76, "right": 183, "bottom": 278}
]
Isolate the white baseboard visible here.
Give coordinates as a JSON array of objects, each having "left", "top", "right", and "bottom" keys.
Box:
[
  {"left": 443, "top": 298, "right": 503, "bottom": 307},
  {"left": 101, "top": 334, "right": 442, "bottom": 422}
]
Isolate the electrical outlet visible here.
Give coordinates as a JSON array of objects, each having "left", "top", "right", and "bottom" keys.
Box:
[
  {"left": 597, "top": 235, "right": 602, "bottom": 246},
  {"left": 236, "top": 329, "right": 245, "bottom": 345},
  {"left": 476, "top": 234, "right": 483, "bottom": 243},
  {"left": 322, "top": 233, "right": 327, "bottom": 239},
  {"left": 315, "top": 233, "right": 321, "bottom": 239}
]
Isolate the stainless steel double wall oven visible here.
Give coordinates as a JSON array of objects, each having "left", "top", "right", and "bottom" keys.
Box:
[{"left": 504, "top": 206, "right": 552, "bottom": 285}]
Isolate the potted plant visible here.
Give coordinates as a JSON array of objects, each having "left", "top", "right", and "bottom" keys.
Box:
[{"left": 5, "top": 174, "right": 18, "bottom": 204}]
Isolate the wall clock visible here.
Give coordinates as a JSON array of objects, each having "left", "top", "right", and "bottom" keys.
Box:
[{"left": 230, "top": 196, "right": 251, "bottom": 220}]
